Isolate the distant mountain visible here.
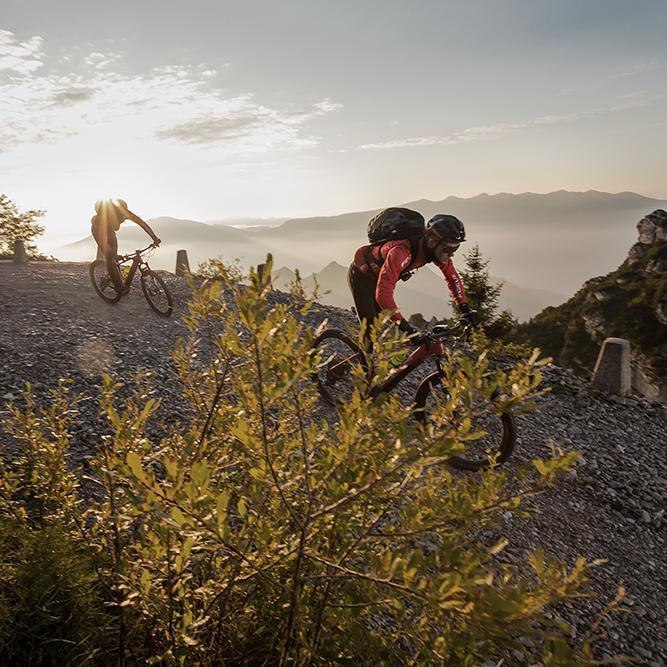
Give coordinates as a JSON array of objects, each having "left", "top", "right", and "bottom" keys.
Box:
[
  {"left": 59, "top": 190, "right": 667, "bottom": 303},
  {"left": 512, "top": 209, "right": 667, "bottom": 400},
  {"left": 263, "top": 190, "right": 667, "bottom": 294},
  {"left": 207, "top": 216, "right": 288, "bottom": 230},
  {"left": 272, "top": 261, "right": 565, "bottom": 322}
]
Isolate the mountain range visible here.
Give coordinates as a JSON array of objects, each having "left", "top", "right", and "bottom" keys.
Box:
[
  {"left": 271, "top": 261, "right": 564, "bottom": 322},
  {"left": 60, "top": 190, "right": 667, "bottom": 319}
]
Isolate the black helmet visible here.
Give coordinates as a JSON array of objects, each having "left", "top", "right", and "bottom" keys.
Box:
[{"left": 426, "top": 214, "right": 466, "bottom": 243}]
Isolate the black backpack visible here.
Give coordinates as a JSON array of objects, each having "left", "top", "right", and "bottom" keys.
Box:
[
  {"left": 367, "top": 207, "right": 425, "bottom": 245},
  {"left": 366, "top": 207, "right": 425, "bottom": 279}
]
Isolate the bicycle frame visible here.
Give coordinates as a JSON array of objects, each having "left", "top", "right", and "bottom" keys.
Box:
[
  {"left": 325, "top": 324, "right": 468, "bottom": 399},
  {"left": 117, "top": 245, "right": 154, "bottom": 289},
  {"left": 369, "top": 337, "right": 448, "bottom": 398}
]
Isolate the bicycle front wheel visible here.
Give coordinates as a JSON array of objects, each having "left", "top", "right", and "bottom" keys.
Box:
[
  {"left": 311, "top": 329, "right": 369, "bottom": 406},
  {"left": 90, "top": 260, "right": 121, "bottom": 303},
  {"left": 414, "top": 371, "right": 516, "bottom": 471},
  {"left": 140, "top": 270, "right": 173, "bottom": 317}
]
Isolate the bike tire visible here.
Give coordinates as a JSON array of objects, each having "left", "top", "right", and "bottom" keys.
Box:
[
  {"left": 311, "top": 329, "right": 369, "bottom": 406},
  {"left": 89, "top": 260, "right": 122, "bottom": 304},
  {"left": 140, "top": 270, "right": 173, "bottom": 317},
  {"left": 414, "top": 371, "right": 516, "bottom": 471}
]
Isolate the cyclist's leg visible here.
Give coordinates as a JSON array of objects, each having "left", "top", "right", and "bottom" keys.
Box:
[
  {"left": 347, "top": 263, "right": 380, "bottom": 351},
  {"left": 105, "top": 229, "right": 124, "bottom": 293}
]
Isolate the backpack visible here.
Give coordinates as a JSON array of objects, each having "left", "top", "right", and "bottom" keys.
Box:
[{"left": 366, "top": 207, "right": 425, "bottom": 280}]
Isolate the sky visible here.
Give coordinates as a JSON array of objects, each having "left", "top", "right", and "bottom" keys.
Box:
[{"left": 1, "top": 0, "right": 666, "bottom": 250}]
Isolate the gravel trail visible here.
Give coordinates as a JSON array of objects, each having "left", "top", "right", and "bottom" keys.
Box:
[{"left": 0, "top": 262, "right": 665, "bottom": 664}]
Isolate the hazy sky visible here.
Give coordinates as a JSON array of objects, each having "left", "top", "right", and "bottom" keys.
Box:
[{"left": 1, "top": 0, "right": 666, "bottom": 248}]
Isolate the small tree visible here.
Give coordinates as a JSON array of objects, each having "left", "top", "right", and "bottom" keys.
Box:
[
  {"left": 0, "top": 194, "right": 45, "bottom": 257},
  {"left": 453, "top": 243, "right": 517, "bottom": 338}
]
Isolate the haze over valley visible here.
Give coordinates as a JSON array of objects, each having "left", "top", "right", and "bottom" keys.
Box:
[{"left": 60, "top": 189, "right": 666, "bottom": 320}]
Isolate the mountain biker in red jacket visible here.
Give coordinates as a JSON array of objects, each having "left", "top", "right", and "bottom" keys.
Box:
[
  {"left": 91, "top": 198, "right": 160, "bottom": 294},
  {"left": 348, "top": 214, "right": 477, "bottom": 346}
]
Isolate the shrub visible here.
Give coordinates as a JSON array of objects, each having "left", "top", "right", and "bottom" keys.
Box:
[{"left": 0, "top": 258, "right": 616, "bottom": 664}]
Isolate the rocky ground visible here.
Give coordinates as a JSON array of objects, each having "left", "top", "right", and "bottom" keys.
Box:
[{"left": 0, "top": 262, "right": 665, "bottom": 665}]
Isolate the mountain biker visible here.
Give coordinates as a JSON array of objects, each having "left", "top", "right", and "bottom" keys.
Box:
[
  {"left": 91, "top": 198, "right": 160, "bottom": 294},
  {"left": 348, "top": 212, "right": 477, "bottom": 347}
]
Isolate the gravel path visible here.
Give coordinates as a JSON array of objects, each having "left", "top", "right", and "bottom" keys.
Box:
[{"left": 0, "top": 262, "right": 665, "bottom": 664}]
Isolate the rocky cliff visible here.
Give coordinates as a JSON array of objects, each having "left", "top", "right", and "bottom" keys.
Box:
[{"left": 512, "top": 209, "right": 667, "bottom": 401}]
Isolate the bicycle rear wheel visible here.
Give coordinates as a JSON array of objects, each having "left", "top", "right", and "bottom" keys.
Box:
[
  {"left": 312, "top": 329, "right": 368, "bottom": 406},
  {"left": 141, "top": 270, "right": 173, "bottom": 317},
  {"left": 414, "top": 371, "right": 516, "bottom": 471},
  {"left": 90, "top": 260, "right": 121, "bottom": 303}
]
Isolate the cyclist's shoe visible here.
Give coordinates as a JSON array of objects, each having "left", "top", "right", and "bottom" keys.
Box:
[{"left": 398, "top": 319, "right": 428, "bottom": 347}]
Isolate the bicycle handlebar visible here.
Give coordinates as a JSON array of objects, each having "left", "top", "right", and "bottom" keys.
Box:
[
  {"left": 428, "top": 320, "right": 471, "bottom": 339},
  {"left": 118, "top": 243, "right": 158, "bottom": 263}
]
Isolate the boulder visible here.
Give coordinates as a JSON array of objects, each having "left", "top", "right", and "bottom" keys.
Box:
[{"left": 630, "top": 351, "right": 663, "bottom": 402}]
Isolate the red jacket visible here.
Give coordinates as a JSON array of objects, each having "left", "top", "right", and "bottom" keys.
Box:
[{"left": 353, "top": 238, "right": 467, "bottom": 322}]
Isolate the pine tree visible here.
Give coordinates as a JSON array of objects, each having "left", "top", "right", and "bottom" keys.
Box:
[{"left": 452, "top": 243, "right": 517, "bottom": 337}]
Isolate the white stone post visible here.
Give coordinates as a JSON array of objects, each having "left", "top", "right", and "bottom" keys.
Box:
[
  {"left": 175, "top": 249, "right": 190, "bottom": 276},
  {"left": 592, "top": 337, "right": 631, "bottom": 396},
  {"left": 13, "top": 240, "right": 28, "bottom": 264}
]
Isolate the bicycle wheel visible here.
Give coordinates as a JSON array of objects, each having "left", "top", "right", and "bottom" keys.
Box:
[
  {"left": 414, "top": 371, "right": 516, "bottom": 471},
  {"left": 89, "top": 260, "right": 121, "bottom": 303},
  {"left": 312, "top": 329, "right": 369, "bottom": 406},
  {"left": 140, "top": 270, "right": 173, "bottom": 317}
]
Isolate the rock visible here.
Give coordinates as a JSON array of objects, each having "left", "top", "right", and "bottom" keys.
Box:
[
  {"left": 582, "top": 311, "right": 606, "bottom": 340},
  {"left": 627, "top": 241, "right": 651, "bottom": 264},
  {"left": 636, "top": 209, "right": 667, "bottom": 245},
  {"left": 641, "top": 510, "right": 652, "bottom": 524}
]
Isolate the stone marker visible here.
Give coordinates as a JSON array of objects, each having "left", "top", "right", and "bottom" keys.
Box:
[
  {"left": 592, "top": 337, "right": 631, "bottom": 396},
  {"left": 175, "top": 249, "right": 190, "bottom": 276},
  {"left": 13, "top": 240, "right": 28, "bottom": 264}
]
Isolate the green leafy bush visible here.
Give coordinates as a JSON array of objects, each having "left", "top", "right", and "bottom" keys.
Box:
[{"left": 0, "top": 259, "right": 618, "bottom": 664}]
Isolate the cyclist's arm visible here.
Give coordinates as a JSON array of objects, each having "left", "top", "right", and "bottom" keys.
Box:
[
  {"left": 375, "top": 245, "right": 412, "bottom": 322},
  {"left": 438, "top": 259, "right": 467, "bottom": 305},
  {"left": 125, "top": 210, "right": 160, "bottom": 244}
]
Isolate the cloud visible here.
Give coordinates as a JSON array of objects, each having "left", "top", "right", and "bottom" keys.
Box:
[
  {"left": 358, "top": 111, "right": 594, "bottom": 150},
  {"left": 0, "top": 29, "right": 43, "bottom": 74},
  {"left": 155, "top": 95, "right": 340, "bottom": 149},
  {"left": 0, "top": 37, "right": 341, "bottom": 155},
  {"left": 50, "top": 86, "right": 96, "bottom": 106},
  {"left": 157, "top": 112, "right": 266, "bottom": 144},
  {"left": 84, "top": 51, "right": 121, "bottom": 69}
]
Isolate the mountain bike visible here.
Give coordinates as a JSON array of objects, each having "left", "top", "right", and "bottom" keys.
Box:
[
  {"left": 311, "top": 321, "right": 516, "bottom": 471},
  {"left": 89, "top": 243, "right": 174, "bottom": 317}
]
